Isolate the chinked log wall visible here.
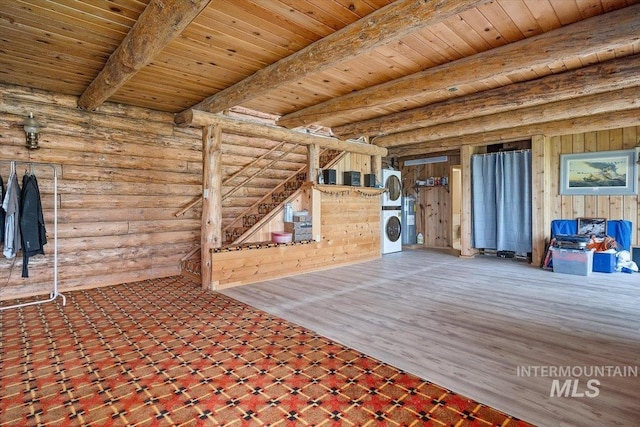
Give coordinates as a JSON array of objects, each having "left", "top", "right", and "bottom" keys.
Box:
[{"left": 0, "top": 84, "right": 204, "bottom": 299}]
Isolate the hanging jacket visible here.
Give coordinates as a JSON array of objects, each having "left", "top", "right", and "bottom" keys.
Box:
[
  {"left": 0, "top": 175, "right": 5, "bottom": 243},
  {"left": 20, "top": 173, "right": 47, "bottom": 278},
  {"left": 2, "top": 171, "right": 20, "bottom": 259}
]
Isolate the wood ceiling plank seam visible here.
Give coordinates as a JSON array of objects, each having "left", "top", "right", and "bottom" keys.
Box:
[
  {"left": 47, "top": 0, "right": 147, "bottom": 24},
  {"left": 292, "top": 69, "right": 370, "bottom": 97},
  {"left": 14, "top": 0, "right": 139, "bottom": 30},
  {"left": 252, "top": 0, "right": 343, "bottom": 36},
  {"left": 428, "top": 21, "right": 482, "bottom": 57},
  {"left": 214, "top": 0, "right": 324, "bottom": 43},
  {"left": 524, "top": 0, "right": 563, "bottom": 31},
  {"left": 383, "top": 37, "right": 436, "bottom": 68},
  {"left": 393, "top": 35, "right": 449, "bottom": 68},
  {"left": 371, "top": 45, "right": 428, "bottom": 74},
  {"left": 0, "top": 40, "right": 106, "bottom": 71},
  {"left": 178, "top": 22, "right": 292, "bottom": 65},
  {"left": 160, "top": 43, "right": 268, "bottom": 75},
  {"left": 574, "top": 0, "right": 605, "bottom": 19},
  {"left": 412, "top": 28, "right": 467, "bottom": 63},
  {"left": 0, "top": 58, "right": 94, "bottom": 89},
  {"left": 546, "top": 0, "right": 585, "bottom": 25},
  {"left": 182, "top": 19, "right": 295, "bottom": 59},
  {"left": 496, "top": 0, "right": 545, "bottom": 36},
  {"left": 197, "top": 6, "right": 310, "bottom": 50},
  {"left": 125, "top": 67, "right": 224, "bottom": 96},
  {"left": 117, "top": 69, "right": 224, "bottom": 100},
  {"left": 275, "top": 0, "right": 353, "bottom": 29},
  {"left": 443, "top": 10, "right": 495, "bottom": 52},
  {"left": 362, "top": 0, "right": 396, "bottom": 8},
  {"left": 308, "top": 0, "right": 376, "bottom": 26},
  {"left": 319, "top": 54, "right": 403, "bottom": 87},
  {"left": 474, "top": 1, "right": 525, "bottom": 43},
  {"left": 0, "top": 4, "right": 129, "bottom": 48},
  {"left": 331, "top": 0, "right": 381, "bottom": 16},
  {"left": 277, "top": 4, "right": 640, "bottom": 128},
  {"left": 0, "top": 18, "right": 120, "bottom": 54},
  {"left": 350, "top": 51, "right": 413, "bottom": 81}
]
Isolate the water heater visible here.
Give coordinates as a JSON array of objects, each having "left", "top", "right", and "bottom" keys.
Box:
[{"left": 402, "top": 196, "right": 416, "bottom": 245}]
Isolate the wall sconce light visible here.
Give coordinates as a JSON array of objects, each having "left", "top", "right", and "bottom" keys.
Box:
[{"left": 23, "top": 112, "right": 42, "bottom": 150}]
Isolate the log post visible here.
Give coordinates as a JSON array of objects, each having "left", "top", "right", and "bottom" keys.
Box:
[
  {"left": 201, "top": 124, "right": 222, "bottom": 290},
  {"left": 531, "top": 134, "right": 552, "bottom": 266},
  {"left": 460, "top": 145, "right": 479, "bottom": 258},
  {"left": 307, "top": 144, "right": 319, "bottom": 183}
]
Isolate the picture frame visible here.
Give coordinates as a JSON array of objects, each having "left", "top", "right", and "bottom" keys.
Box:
[
  {"left": 560, "top": 149, "right": 638, "bottom": 195},
  {"left": 577, "top": 217, "right": 607, "bottom": 237}
]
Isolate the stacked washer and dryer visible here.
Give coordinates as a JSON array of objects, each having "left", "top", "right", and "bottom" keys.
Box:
[{"left": 381, "top": 169, "right": 402, "bottom": 254}]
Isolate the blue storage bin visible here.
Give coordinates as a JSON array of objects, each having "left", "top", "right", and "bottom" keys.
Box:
[{"left": 593, "top": 252, "right": 616, "bottom": 273}]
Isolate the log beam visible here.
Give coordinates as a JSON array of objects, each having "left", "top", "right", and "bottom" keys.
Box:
[
  {"left": 334, "top": 54, "right": 640, "bottom": 140},
  {"left": 390, "top": 108, "right": 640, "bottom": 158},
  {"left": 175, "top": 109, "right": 387, "bottom": 156},
  {"left": 78, "top": 0, "right": 211, "bottom": 111},
  {"left": 375, "top": 86, "right": 640, "bottom": 148},
  {"left": 277, "top": 4, "right": 640, "bottom": 129},
  {"left": 181, "top": 0, "right": 489, "bottom": 115}
]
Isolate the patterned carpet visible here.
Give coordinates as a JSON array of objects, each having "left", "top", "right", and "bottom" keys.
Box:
[{"left": 0, "top": 276, "right": 535, "bottom": 426}]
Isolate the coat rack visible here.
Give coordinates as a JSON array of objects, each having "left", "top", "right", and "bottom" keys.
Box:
[{"left": 0, "top": 160, "right": 65, "bottom": 310}]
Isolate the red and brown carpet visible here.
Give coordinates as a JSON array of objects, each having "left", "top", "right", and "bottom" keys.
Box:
[{"left": 0, "top": 276, "right": 535, "bottom": 426}]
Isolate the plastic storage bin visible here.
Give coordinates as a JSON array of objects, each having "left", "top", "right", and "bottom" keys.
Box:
[
  {"left": 593, "top": 252, "right": 616, "bottom": 273},
  {"left": 551, "top": 248, "right": 594, "bottom": 276}
]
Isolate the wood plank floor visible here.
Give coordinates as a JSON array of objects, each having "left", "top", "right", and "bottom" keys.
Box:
[{"left": 222, "top": 248, "right": 640, "bottom": 427}]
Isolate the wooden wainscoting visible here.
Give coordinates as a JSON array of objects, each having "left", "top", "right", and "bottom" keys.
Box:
[{"left": 210, "top": 185, "right": 382, "bottom": 289}]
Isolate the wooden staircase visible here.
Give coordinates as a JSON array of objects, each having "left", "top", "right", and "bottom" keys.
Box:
[{"left": 180, "top": 149, "right": 344, "bottom": 282}]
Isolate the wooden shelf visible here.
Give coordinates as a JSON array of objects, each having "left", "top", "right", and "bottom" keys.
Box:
[{"left": 313, "top": 183, "right": 385, "bottom": 195}]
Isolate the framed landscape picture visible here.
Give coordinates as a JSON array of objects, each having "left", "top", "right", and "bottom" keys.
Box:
[{"left": 560, "top": 149, "right": 638, "bottom": 195}]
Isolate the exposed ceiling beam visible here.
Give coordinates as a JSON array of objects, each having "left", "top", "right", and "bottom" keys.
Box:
[
  {"left": 175, "top": 0, "right": 490, "bottom": 121},
  {"left": 374, "top": 86, "right": 640, "bottom": 148},
  {"left": 176, "top": 109, "right": 387, "bottom": 157},
  {"left": 78, "top": 0, "right": 211, "bottom": 111},
  {"left": 277, "top": 4, "right": 640, "bottom": 129},
  {"left": 334, "top": 55, "right": 640, "bottom": 140},
  {"left": 389, "top": 108, "right": 640, "bottom": 158}
]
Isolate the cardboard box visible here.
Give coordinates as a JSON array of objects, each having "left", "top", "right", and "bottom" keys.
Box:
[{"left": 551, "top": 248, "right": 594, "bottom": 276}]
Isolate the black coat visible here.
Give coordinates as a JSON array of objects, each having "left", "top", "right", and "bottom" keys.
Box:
[{"left": 20, "top": 173, "right": 47, "bottom": 278}]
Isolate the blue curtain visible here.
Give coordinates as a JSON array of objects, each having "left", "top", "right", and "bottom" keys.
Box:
[{"left": 472, "top": 150, "right": 532, "bottom": 253}]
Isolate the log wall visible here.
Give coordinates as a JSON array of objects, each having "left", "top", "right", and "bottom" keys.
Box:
[
  {"left": 211, "top": 185, "right": 382, "bottom": 289},
  {"left": 0, "top": 84, "right": 203, "bottom": 299}
]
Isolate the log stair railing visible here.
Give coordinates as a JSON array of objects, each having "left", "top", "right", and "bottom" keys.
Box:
[{"left": 180, "top": 149, "right": 345, "bottom": 281}]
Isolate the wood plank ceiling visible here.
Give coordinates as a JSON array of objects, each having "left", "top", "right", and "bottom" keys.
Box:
[{"left": 1, "top": 0, "right": 639, "bottom": 157}]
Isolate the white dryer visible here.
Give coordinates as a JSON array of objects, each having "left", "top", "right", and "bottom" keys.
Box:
[
  {"left": 381, "top": 169, "right": 402, "bottom": 207},
  {"left": 381, "top": 208, "right": 402, "bottom": 254}
]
